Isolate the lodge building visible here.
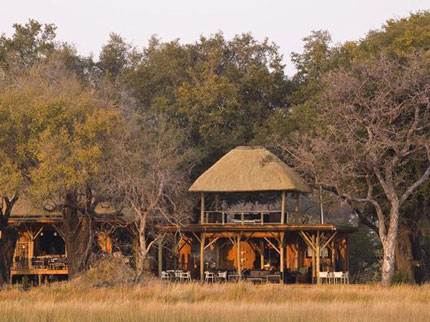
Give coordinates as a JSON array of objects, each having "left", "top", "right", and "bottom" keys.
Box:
[
  {"left": 158, "top": 146, "right": 354, "bottom": 283},
  {"left": 8, "top": 146, "right": 354, "bottom": 284},
  {"left": 8, "top": 202, "right": 119, "bottom": 284}
]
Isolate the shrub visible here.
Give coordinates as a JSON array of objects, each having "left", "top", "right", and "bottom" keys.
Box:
[
  {"left": 391, "top": 269, "right": 411, "bottom": 285},
  {"left": 83, "top": 254, "right": 135, "bottom": 287}
]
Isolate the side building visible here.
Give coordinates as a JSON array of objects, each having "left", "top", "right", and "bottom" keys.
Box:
[{"left": 8, "top": 200, "right": 126, "bottom": 284}]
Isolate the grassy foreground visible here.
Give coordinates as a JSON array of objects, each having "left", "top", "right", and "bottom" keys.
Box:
[{"left": 1, "top": 281, "right": 430, "bottom": 322}]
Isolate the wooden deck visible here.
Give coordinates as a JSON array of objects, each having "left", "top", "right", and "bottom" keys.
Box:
[
  {"left": 11, "top": 268, "right": 68, "bottom": 276},
  {"left": 158, "top": 223, "right": 356, "bottom": 233}
]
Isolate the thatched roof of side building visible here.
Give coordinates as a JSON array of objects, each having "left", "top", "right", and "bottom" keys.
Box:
[{"left": 189, "top": 146, "right": 312, "bottom": 193}]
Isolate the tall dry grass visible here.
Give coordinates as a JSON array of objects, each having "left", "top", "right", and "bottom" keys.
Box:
[{"left": 1, "top": 281, "right": 430, "bottom": 321}]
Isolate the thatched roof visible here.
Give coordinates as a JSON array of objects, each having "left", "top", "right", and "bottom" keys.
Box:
[
  {"left": 189, "top": 146, "right": 312, "bottom": 193},
  {"left": 9, "top": 198, "right": 126, "bottom": 218}
]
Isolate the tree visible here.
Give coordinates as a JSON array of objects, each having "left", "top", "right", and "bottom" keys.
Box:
[
  {"left": 105, "top": 113, "right": 195, "bottom": 278},
  {"left": 22, "top": 59, "right": 121, "bottom": 278},
  {"left": 280, "top": 11, "right": 430, "bottom": 283},
  {"left": 0, "top": 19, "right": 62, "bottom": 285},
  {"left": 0, "top": 19, "right": 56, "bottom": 70},
  {"left": 98, "top": 33, "right": 140, "bottom": 79},
  {"left": 280, "top": 53, "right": 430, "bottom": 285},
  {"left": 0, "top": 67, "right": 55, "bottom": 285},
  {"left": 123, "top": 33, "right": 291, "bottom": 169}
]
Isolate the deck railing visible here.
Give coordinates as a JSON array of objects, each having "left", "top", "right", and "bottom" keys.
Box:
[
  {"left": 12, "top": 256, "right": 68, "bottom": 271},
  {"left": 201, "top": 211, "right": 309, "bottom": 225}
]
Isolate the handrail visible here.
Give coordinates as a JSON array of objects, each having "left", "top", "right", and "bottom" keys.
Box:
[
  {"left": 203, "top": 210, "right": 281, "bottom": 214},
  {"left": 201, "top": 210, "right": 307, "bottom": 225}
]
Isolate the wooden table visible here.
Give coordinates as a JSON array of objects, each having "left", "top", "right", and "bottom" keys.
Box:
[
  {"left": 228, "top": 274, "right": 240, "bottom": 282},
  {"left": 246, "top": 277, "right": 263, "bottom": 284}
]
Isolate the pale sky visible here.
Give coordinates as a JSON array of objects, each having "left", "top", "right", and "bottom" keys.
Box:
[{"left": 1, "top": 0, "right": 428, "bottom": 75}]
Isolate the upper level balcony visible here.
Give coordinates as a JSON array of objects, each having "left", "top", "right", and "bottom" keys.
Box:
[
  {"left": 201, "top": 210, "right": 310, "bottom": 225},
  {"left": 188, "top": 146, "right": 314, "bottom": 226}
]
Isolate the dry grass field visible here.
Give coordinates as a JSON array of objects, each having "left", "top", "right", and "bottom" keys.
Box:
[{"left": 1, "top": 281, "right": 430, "bottom": 322}]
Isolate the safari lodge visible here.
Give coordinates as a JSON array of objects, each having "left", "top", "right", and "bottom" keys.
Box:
[
  {"left": 158, "top": 146, "right": 354, "bottom": 284},
  {"left": 8, "top": 146, "right": 354, "bottom": 285}
]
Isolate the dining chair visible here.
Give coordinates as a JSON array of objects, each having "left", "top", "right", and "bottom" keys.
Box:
[{"left": 204, "top": 271, "right": 215, "bottom": 283}]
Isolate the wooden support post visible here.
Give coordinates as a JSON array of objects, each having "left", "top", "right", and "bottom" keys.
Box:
[
  {"left": 158, "top": 236, "right": 163, "bottom": 277},
  {"left": 280, "top": 232, "right": 285, "bottom": 282},
  {"left": 319, "top": 186, "right": 324, "bottom": 224},
  {"left": 260, "top": 239, "right": 264, "bottom": 269},
  {"left": 237, "top": 233, "right": 242, "bottom": 280},
  {"left": 173, "top": 234, "right": 179, "bottom": 270},
  {"left": 316, "top": 231, "right": 321, "bottom": 284},
  {"left": 346, "top": 236, "right": 350, "bottom": 272},
  {"left": 200, "top": 193, "right": 205, "bottom": 224},
  {"left": 281, "top": 191, "right": 286, "bottom": 224},
  {"left": 215, "top": 194, "right": 220, "bottom": 211},
  {"left": 311, "top": 234, "right": 315, "bottom": 283},
  {"left": 331, "top": 240, "right": 335, "bottom": 271},
  {"left": 200, "top": 233, "right": 206, "bottom": 282},
  {"left": 216, "top": 241, "right": 220, "bottom": 268},
  {"left": 29, "top": 239, "right": 34, "bottom": 269},
  {"left": 294, "top": 193, "right": 300, "bottom": 223}
]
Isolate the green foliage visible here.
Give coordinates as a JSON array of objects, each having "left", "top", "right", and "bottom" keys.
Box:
[
  {"left": 122, "top": 33, "right": 291, "bottom": 165},
  {"left": 391, "top": 270, "right": 412, "bottom": 285},
  {"left": 358, "top": 11, "right": 430, "bottom": 59},
  {"left": 0, "top": 19, "right": 56, "bottom": 69},
  {"left": 349, "top": 225, "right": 382, "bottom": 283},
  {"left": 98, "top": 33, "right": 141, "bottom": 78},
  {"left": 31, "top": 74, "right": 119, "bottom": 205}
]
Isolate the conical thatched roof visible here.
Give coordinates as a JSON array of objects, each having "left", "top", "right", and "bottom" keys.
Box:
[{"left": 189, "top": 146, "right": 312, "bottom": 193}]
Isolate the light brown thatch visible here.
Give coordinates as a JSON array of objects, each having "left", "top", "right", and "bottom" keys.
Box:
[{"left": 189, "top": 146, "right": 312, "bottom": 193}]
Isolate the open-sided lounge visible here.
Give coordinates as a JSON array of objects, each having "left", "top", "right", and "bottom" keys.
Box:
[{"left": 158, "top": 146, "right": 355, "bottom": 284}]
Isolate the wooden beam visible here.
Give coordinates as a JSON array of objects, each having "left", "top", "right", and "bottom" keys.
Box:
[
  {"left": 331, "top": 240, "right": 335, "bottom": 270},
  {"left": 52, "top": 225, "right": 65, "bottom": 241},
  {"left": 204, "top": 237, "right": 219, "bottom": 250},
  {"left": 243, "top": 232, "right": 255, "bottom": 243},
  {"left": 192, "top": 231, "right": 201, "bottom": 243},
  {"left": 311, "top": 234, "right": 316, "bottom": 282},
  {"left": 280, "top": 232, "right": 285, "bottom": 282},
  {"left": 264, "top": 237, "right": 280, "bottom": 254},
  {"left": 200, "top": 233, "right": 206, "bottom": 282},
  {"left": 200, "top": 193, "right": 205, "bottom": 224},
  {"left": 346, "top": 236, "right": 350, "bottom": 272},
  {"left": 260, "top": 239, "right": 264, "bottom": 269},
  {"left": 281, "top": 191, "right": 286, "bottom": 224},
  {"left": 158, "top": 236, "right": 163, "bottom": 277},
  {"left": 319, "top": 185, "right": 324, "bottom": 224},
  {"left": 32, "top": 227, "right": 44, "bottom": 240},
  {"left": 237, "top": 233, "right": 242, "bottom": 280},
  {"left": 316, "top": 231, "right": 321, "bottom": 284},
  {"left": 294, "top": 193, "right": 300, "bottom": 213},
  {"left": 299, "top": 231, "right": 315, "bottom": 251},
  {"left": 322, "top": 231, "right": 337, "bottom": 250},
  {"left": 218, "top": 240, "right": 228, "bottom": 250}
]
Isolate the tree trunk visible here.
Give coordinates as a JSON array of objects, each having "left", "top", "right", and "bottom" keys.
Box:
[
  {"left": 136, "top": 214, "right": 150, "bottom": 279},
  {"left": 0, "top": 225, "right": 18, "bottom": 286},
  {"left": 381, "top": 238, "right": 396, "bottom": 286},
  {"left": 380, "top": 204, "right": 400, "bottom": 286},
  {"left": 395, "top": 222, "right": 415, "bottom": 283},
  {"left": 63, "top": 206, "right": 94, "bottom": 279}
]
